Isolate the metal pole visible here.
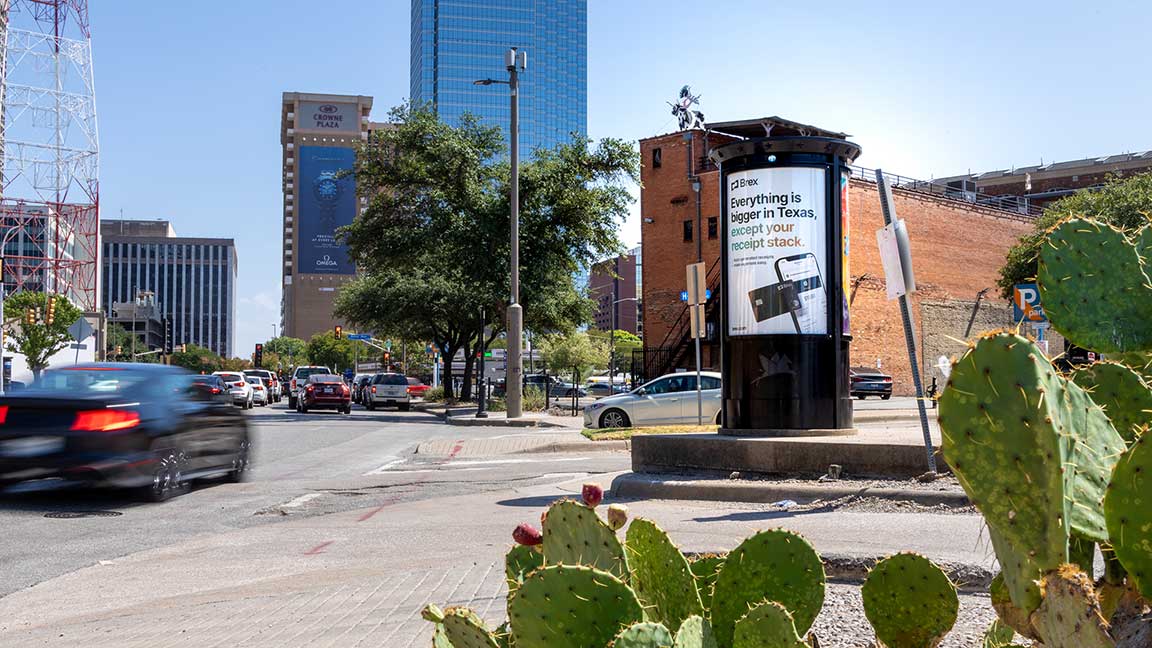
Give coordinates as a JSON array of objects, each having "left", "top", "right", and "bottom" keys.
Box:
[
  {"left": 506, "top": 48, "right": 524, "bottom": 419},
  {"left": 876, "top": 170, "right": 937, "bottom": 474},
  {"left": 609, "top": 277, "right": 616, "bottom": 389},
  {"left": 695, "top": 331, "right": 703, "bottom": 425},
  {"left": 477, "top": 309, "right": 488, "bottom": 418}
]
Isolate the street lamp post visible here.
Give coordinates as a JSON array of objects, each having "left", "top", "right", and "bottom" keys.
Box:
[
  {"left": 609, "top": 296, "right": 639, "bottom": 391},
  {"left": 475, "top": 46, "right": 528, "bottom": 418}
]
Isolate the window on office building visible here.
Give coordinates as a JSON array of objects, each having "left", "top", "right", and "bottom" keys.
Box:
[{"left": 683, "top": 220, "right": 693, "bottom": 243}]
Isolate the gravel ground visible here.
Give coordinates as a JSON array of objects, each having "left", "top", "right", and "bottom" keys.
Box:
[
  {"left": 790, "top": 495, "right": 978, "bottom": 515},
  {"left": 734, "top": 473, "right": 966, "bottom": 493},
  {"left": 810, "top": 582, "right": 1021, "bottom": 647}
]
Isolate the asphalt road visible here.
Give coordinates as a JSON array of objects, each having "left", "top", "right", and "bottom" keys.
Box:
[{"left": 0, "top": 402, "right": 628, "bottom": 598}]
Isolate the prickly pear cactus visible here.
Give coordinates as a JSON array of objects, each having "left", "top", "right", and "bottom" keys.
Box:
[
  {"left": 508, "top": 564, "right": 642, "bottom": 648},
  {"left": 1030, "top": 565, "right": 1114, "bottom": 648},
  {"left": 710, "top": 529, "right": 824, "bottom": 648},
  {"left": 1038, "top": 217, "right": 1152, "bottom": 353},
  {"left": 542, "top": 499, "right": 629, "bottom": 580},
  {"left": 1071, "top": 361, "right": 1152, "bottom": 444},
  {"left": 732, "top": 600, "right": 809, "bottom": 648},
  {"left": 674, "top": 616, "right": 718, "bottom": 648},
  {"left": 433, "top": 623, "right": 454, "bottom": 648},
  {"left": 861, "top": 553, "right": 958, "bottom": 648},
  {"left": 440, "top": 607, "right": 500, "bottom": 648},
  {"left": 688, "top": 553, "right": 725, "bottom": 613},
  {"left": 626, "top": 518, "right": 704, "bottom": 633},
  {"left": 611, "top": 622, "right": 674, "bottom": 648},
  {"left": 505, "top": 543, "right": 544, "bottom": 589},
  {"left": 1105, "top": 433, "right": 1152, "bottom": 599},
  {"left": 989, "top": 572, "right": 1039, "bottom": 641},
  {"left": 981, "top": 619, "right": 1021, "bottom": 648},
  {"left": 939, "top": 332, "right": 1125, "bottom": 609}
]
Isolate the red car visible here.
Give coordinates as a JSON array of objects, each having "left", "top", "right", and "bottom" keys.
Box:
[
  {"left": 407, "top": 377, "right": 431, "bottom": 399},
  {"left": 296, "top": 374, "right": 351, "bottom": 414}
]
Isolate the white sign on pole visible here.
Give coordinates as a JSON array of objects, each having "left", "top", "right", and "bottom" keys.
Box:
[
  {"left": 689, "top": 304, "right": 706, "bottom": 339},
  {"left": 876, "top": 219, "right": 917, "bottom": 300},
  {"left": 726, "top": 167, "right": 828, "bottom": 335},
  {"left": 686, "top": 262, "right": 707, "bottom": 305}
]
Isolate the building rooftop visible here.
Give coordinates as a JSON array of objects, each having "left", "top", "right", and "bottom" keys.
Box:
[
  {"left": 639, "top": 116, "right": 849, "bottom": 144},
  {"left": 101, "top": 219, "right": 176, "bottom": 238},
  {"left": 936, "top": 150, "right": 1152, "bottom": 183}
]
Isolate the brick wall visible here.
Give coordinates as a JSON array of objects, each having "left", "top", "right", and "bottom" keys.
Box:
[{"left": 640, "top": 130, "right": 1039, "bottom": 394}]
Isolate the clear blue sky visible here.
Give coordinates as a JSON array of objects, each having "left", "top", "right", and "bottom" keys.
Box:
[{"left": 89, "top": 0, "right": 1151, "bottom": 356}]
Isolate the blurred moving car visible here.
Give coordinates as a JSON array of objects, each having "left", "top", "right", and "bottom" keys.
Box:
[
  {"left": 246, "top": 377, "right": 269, "bottom": 407},
  {"left": 244, "top": 369, "right": 280, "bottom": 403},
  {"left": 351, "top": 374, "right": 373, "bottom": 404},
  {"left": 584, "top": 371, "right": 722, "bottom": 429},
  {"left": 189, "top": 374, "right": 231, "bottom": 405},
  {"left": 296, "top": 374, "right": 351, "bottom": 414},
  {"left": 850, "top": 368, "right": 893, "bottom": 400},
  {"left": 288, "top": 365, "right": 333, "bottom": 410},
  {"left": 406, "top": 377, "right": 431, "bottom": 399},
  {"left": 0, "top": 363, "right": 251, "bottom": 501},
  {"left": 214, "top": 371, "right": 253, "bottom": 409},
  {"left": 364, "top": 373, "right": 411, "bottom": 411}
]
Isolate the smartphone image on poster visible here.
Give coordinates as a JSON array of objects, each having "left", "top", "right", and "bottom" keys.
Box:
[
  {"left": 774, "top": 253, "right": 827, "bottom": 333},
  {"left": 747, "top": 281, "right": 800, "bottom": 324}
]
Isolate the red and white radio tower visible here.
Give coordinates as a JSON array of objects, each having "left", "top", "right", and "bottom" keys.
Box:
[{"left": 0, "top": 0, "right": 99, "bottom": 310}]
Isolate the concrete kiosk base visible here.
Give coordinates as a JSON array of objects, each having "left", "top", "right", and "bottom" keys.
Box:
[{"left": 719, "top": 427, "right": 858, "bottom": 438}]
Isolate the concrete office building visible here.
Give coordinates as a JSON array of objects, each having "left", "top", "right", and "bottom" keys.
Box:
[
  {"left": 589, "top": 247, "right": 640, "bottom": 335},
  {"left": 101, "top": 219, "right": 237, "bottom": 358},
  {"left": 410, "top": 0, "right": 587, "bottom": 154},
  {"left": 280, "top": 92, "right": 373, "bottom": 341}
]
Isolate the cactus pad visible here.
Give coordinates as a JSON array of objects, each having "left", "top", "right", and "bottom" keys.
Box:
[
  {"left": 1105, "top": 433, "right": 1152, "bottom": 598},
  {"left": 505, "top": 543, "right": 544, "bottom": 589},
  {"left": 1038, "top": 217, "right": 1152, "bottom": 353},
  {"left": 981, "top": 619, "right": 1019, "bottom": 648},
  {"left": 674, "top": 616, "right": 718, "bottom": 648},
  {"left": 1030, "top": 565, "right": 1113, "bottom": 648},
  {"left": 989, "top": 572, "right": 1039, "bottom": 641},
  {"left": 939, "top": 333, "right": 1125, "bottom": 607},
  {"left": 689, "top": 553, "right": 725, "bottom": 613},
  {"left": 710, "top": 529, "right": 824, "bottom": 648},
  {"left": 732, "top": 600, "right": 808, "bottom": 648},
  {"left": 509, "top": 564, "right": 643, "bottom": 648},
  {"left": 861, "top": 553, "right": 958, "bottom": 648},
  {"left": 626, "top": 518, "right": 704, "bottom": 632},
  {"left": 610, "top": 622, "right": 674, "bottom": 648},
  {"left": 440, "top": 607, "right": 500, "bottom": 648},
  {"left": 1071, "top": 361, "right": 1152, "bottom": 444},
  {"left": 542, "top": 499, "right": 629, "bottom": 580},
  {"left": 432, "top": 624, "right": 453, "bottom": 648}
]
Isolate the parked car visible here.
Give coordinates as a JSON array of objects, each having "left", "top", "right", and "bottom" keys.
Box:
[
  {"left": 244, "top": 369, "right": 280, "bottom": 402},
  {"left": 364, "top": 373, "right": 411, "bottom": 411},
  {"left": 288, "top": 366, "right": 333, "bottom": 409},
  {"left": 0, "top": 363, "right": 251, "bottom": 501},
  {"left": 296, "top": 374, "right": 351, "bottom": 414},
  {"left": 214, "top": 371, "right": 253, "bottom": 409},
  {"left": 189, "top": 374, "right": 231, "bottom": 405},
  {"left": 351, "top": 374, "right": 373, "bottom": 404},
  {"left": 583, "top": 371, "right": 722, "bottom": 429},
  {"left": 585, "top": 381, "right": 630, "bottom": 398},
  {"left": 246, "top": 376, "right": 269, "bottom": 406},
  {"left": 406, "top": 377, "right": 431, "bottom": 399},
  {"left": 850, "top": 367, "right": 893, "bottom": 400}
]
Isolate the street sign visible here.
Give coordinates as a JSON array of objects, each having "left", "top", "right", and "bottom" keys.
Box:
[
  {"left": 1013, "top": 283, "right": 1046, "bottom": 322},
  {"left": 67, "top": 317, "right": 94, "bottom": 342},
  {"left": 347, "top": 333, "right": 372, "bottom": 341},
  {"left": 877, "top": 219, "right": 916, "bottom": 300},
  {"left": 385, "top": 339, "right": 393, "bottom": 351},
  {"left": 685, "top": 262, "right": 707, "bottom": 305},
  {"left": 689, "top": 303, "right": 705, "bottom": 339},
  {"left": 679, "top": 289, "right": 711, "bottom": 302},
  {"left": 343, "top": 368, "right": 354, "bottom": 379}
]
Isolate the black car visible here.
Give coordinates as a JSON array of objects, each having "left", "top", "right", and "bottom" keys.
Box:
[
  {"left": 0, "top": 363, "right": 251, "bottom": 501},
  {"left": 189, "top": 374, "right": 231, "bottom": 405},
  {"left": 850, "top": 368, "right": 893, "bottom": 400}
]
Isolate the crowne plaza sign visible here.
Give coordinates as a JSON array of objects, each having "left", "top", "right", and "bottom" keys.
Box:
[{"left": 297, "top": 101, "right": 359, "bottom": 132}]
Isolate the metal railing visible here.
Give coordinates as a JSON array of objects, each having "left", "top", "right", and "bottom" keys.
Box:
[{"left": 848, "top": 164, "right": 1042, "bottom": 218}]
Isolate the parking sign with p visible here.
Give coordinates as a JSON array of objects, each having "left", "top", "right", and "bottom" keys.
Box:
[{"left": 1013, "top": 283, "right": 1046, "bottom": 322}]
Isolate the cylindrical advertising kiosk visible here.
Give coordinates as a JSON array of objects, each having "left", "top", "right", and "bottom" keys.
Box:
[{"left": 710, "top": 137, "right": 861, "bottom": 435}]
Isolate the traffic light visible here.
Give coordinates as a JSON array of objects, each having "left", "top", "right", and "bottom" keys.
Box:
[
  {"left": 163, "top": 319, "right": 173, "bottom": 354},
  {"left": 254, "top": 343, "right": 264, "bottom": 368},
  {"left": 180, "top": 343, "right": 187, "bottom": 353},
  {"left": 23, "top": 307, "right": 34, "bottom": 326},
  {"left": 45, "top": 296, "right": 56, "bottom": 326},
  {"left": 334, "top": 325, "right": 343, "bottom": 339},
  {"left": 115, "top": 345, "right": 122, "bottom": 356},
  {"left": 383, "top": 351, "right": 390, "bottom": 363}
]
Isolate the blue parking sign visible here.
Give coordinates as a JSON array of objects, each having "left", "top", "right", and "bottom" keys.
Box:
[{"left": 1013, "top": 283, "right": 1046, "bottom": 322}]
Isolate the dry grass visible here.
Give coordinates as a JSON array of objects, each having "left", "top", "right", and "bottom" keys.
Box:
[{"left": 581, "top": 425, "right": 718, "bottom": 441}]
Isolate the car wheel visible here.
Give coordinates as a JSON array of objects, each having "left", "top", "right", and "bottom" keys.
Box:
[
  {"left": 226, "top": 438, "right": 251, "bottom": 483},
  {"left": 714, "top": 411, "right": 722, "bottom": 425},
  {"left": 881, "top": 394, "right": 891, "bottom": 400},
  {"left": 399, "top": 403, "right": 411, "bottom": 412},
  {"left": 299, "top": 400, "right": 308, "bottom": 414},
  {"left": 367, "top": 399, "right": 376, "bottom": 411},
  {"left": 599, "top": 409, "right": 630, "bottom": 429},
  {"left": 141, "top": 445, "right": 190, "bottom": 502},
  {"left": 856, "top": 395, "right": 866, "bottom": 400},
  {"left": 288, "top": 397, "right": 297, "bottom": 410}
]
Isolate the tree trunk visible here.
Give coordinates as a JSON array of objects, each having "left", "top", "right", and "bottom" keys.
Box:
[
  {"left": 460, "top": 339, "right": 475, "bottom": 401},
  {"left": 440, "top": 342, "right": 458, "bottom": 400}
]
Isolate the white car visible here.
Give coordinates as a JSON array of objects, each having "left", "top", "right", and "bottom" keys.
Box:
[
  {"left": 244, "top": 369, "right": 281, "bottom": 402},
  {"left": 583, "top": 371, "right": 722, "bottom": 429},
  {"left": 214, "top": 371, "right": 253, "bottom": 409},
  {"left": 364, "top": 373, "right": 411, "bottom": 411},
  {"left": 246, "top": 376, "right": 269, "bottom": 406}
]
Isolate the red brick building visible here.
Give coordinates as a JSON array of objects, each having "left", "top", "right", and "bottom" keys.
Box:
[
  {"left": 638, "top": 117, "right": 1039, "bottom": 395},
  {"left": 589, "top": 251, "right": 640, "bottom": 335}
]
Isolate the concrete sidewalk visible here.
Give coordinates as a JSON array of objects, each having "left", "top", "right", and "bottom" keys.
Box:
[{"left": 0, "top": 473, "right": 994, "bottom": 647}]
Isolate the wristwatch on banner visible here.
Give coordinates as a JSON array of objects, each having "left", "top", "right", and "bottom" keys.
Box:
[{"left": 313, "top": 170, "right": 342, "bottom": 230}]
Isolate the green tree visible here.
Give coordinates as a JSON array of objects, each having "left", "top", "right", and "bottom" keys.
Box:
[
  {"left": 336, "top": 102, "right": 638, "bottom": 399},
  {"left": 540, "top": 332, "right": 609, "bottom": 381},
  {"left": 306, "top": 332, "right": 353, "bottom": 373},
  {"left": 105, "top": 323, "right": 140, "bottom": 359},
  {"left": 3, "top": 292, "right": 84, "bottom": 378},
  {"left": 263, "top": 336, "right": 307, "bottom": 366},
  {"left": 999, "top": 172, "right": 1152, "bottom": 298},
  {"left": 589, "top": 329, "right": 642, "bottom": 375},
  {"left": 170, "top": 344, "right": 221, "bottom": 373}
]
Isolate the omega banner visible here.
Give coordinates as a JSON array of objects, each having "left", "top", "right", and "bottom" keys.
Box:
[
  {"left": 727, "top": 167, "right": 828, "bottom": 335},
  {"left": 297, "top": 146, "right": 356, "bottom": 275}
]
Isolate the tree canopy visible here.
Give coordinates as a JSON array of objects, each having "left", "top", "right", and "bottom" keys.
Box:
[
  {"left": 306, "top": 332, "right": 353, "bottom": 373},
  {"left": 540, "top": 331, "right": 609, "bottom": 381},
  {"left": 3, "top": 292, "right": 85, "bottom": 377},
  {"left": 335, "top": 102, "right": 638, "bottom": 398}
]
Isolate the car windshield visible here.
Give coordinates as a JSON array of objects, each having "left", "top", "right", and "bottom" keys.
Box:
[
  {"left": 375, "top": 374, "right": 408, "bottom": 386},
  {"left": 246, "top": 378, "right": 262, "bottom": 385},
  {"left": 295, "top": 368, "right": 329, "bottom": 379},
  {"left": 31, "top": 367, "right": 148, "bottom": 394},
  {"left": 191, "top": 376, "right": 216, "bottom": 384},
  {"left": 218, "top": 373, "right": 243, "bottom": 383},
  {"left": 308, "top": 374, "right": 343, "bottom": 384}
]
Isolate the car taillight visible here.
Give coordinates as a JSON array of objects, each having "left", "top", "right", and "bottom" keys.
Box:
[
  {"left": 291, "top": 379, "right": 297, "bottom": 390},
  {"left": 71, "top": 409, "right": 140, "bottom": 432},
  {"left": 883, "top": 377, "right": 893, "bottom": 383},
  {"left": 341, "top": 385, "right": 349, "bottom": 394},
  {"left": 406, "top": 387, "right": 414, "bottom": 394},
  {"left": 233, "top": 382, "right": 245, "bottom": 387},
  {"left": 371, "top": 385, "right": 377, "bottom": 394},
  {"left": 0, "top": 405, "right": 8, "bottom": 424},
  {"left": 305, "top": 385, "right": 314, "bottom": 392},
  {"left": 210, "top": 387, "right": 221, "bottom": 394}
]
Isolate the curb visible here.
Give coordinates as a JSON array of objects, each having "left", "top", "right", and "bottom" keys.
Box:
[
  {"left": 512, "top": 440, "right": 631, "bottom": 454},
  {"left": 610, "top": 472, "right": 970, "bottom": 508}
]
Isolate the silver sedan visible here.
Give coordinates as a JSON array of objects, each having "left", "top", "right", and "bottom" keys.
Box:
[{"left": 583, "top": 371, "right": 722, "bottom": 429}]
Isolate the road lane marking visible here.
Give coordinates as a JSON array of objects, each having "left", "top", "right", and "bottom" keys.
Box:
[
  {"left": 445, "top": 457, "right": 589, "bottom": 467},
  {"left": 446, "top": 440, "right": 465, "bottom": 459},
  {"left": 304, "top": 540, "right": 335, "bottom": 555},
  {"left": 362, "top": 458, "right": 404, "bottom": 475},
  {"left": 282, "top": 493, "right": 323, "bottom": 508}
]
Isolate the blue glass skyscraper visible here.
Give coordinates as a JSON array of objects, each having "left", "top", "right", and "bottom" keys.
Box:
[{"left": 411, "top": 0, "right": 587, "bottom": 154}]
